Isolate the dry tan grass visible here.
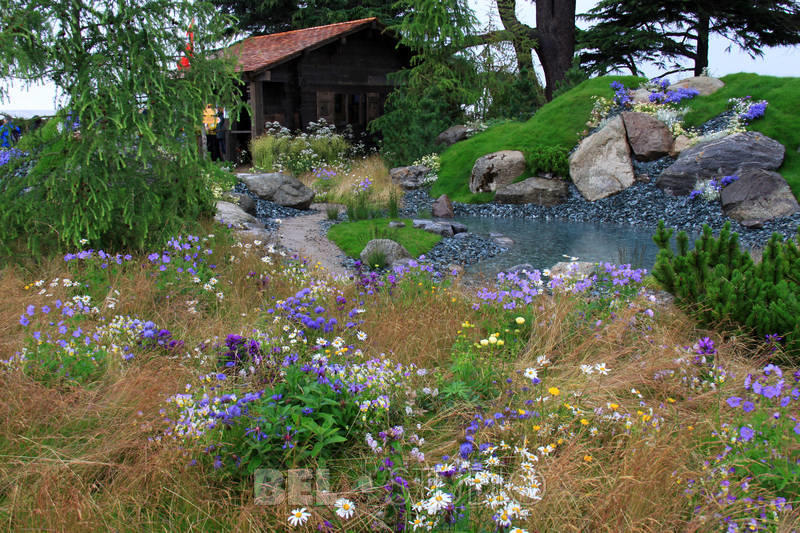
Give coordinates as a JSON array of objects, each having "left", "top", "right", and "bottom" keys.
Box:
[
  {"left": 0, "top": 231, "right": 793, "bottom": 531},
  {"left": 298, "top": 154, "right": 404, "bottom": 207}
]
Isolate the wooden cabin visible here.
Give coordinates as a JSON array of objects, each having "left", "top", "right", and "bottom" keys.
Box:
[{"left": 226, "top": 18, "right": 411, "bottom": 158}]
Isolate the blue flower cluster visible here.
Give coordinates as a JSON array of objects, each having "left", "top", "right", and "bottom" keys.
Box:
[
  {"left": 610, "top": 81, "right": 631, "bottom": 107},
  {"left": 0, "top": 148, "right": 24, "bottom": 167},
  {"left": 647, "top": 86, "right": 700, "bottom": 105}
]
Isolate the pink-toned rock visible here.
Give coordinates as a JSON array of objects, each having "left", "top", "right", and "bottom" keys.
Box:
[
  {"left": 669, "top": 134, "right": 693, "bottom": 158},
  {"left": 622, "top": 111, "right": 673, "bottom": 161},
  {"left": 431, "top": 194, "right": 454, "bottom": 218}
]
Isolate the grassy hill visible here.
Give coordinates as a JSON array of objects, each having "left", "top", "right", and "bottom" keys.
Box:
[
  {"left": 432, "top": 76, "right": 644, "bottom": 203},
  {"left": 435, "top": 73, "right": 800, "bottom": 203},
  {"left": 683, "top": 73, "right": 800, "bottom": 198}
]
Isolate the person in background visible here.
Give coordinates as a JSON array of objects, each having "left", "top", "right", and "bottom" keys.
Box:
[
  {"left": 202, "top": 104, "right": 219, "bottom": 161},
  {"left": 0, "top": 116, "right": 21, "bottom": 147},
  {"left": 216, "top": 106, "right": 227, "bottom": 161}
]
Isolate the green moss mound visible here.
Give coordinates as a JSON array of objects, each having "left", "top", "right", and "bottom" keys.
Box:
[
  {"left": 683, "top": 73, "right": 800, "bottom": 198},
  {"left": 327, "top": 218, "right": 442, "bottom": 258},
  {"left": 433, "top": 76, "right": 644, "bottom": 203}
]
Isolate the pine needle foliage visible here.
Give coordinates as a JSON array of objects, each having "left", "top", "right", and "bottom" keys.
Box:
[
  {"left": 652, "top": 220, "right": 800, "bottom": 358},
  {"left": 0, "top": 0, "right": 242, "bottom": 255}
]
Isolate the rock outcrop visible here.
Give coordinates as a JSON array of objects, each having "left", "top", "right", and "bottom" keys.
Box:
[
  {"left": 436, "top": 125, "right": 470, "bottom": 147},
  {"left": 390, "top": 165, "right": 430, "bottom": 190},
  {"left": 720, "top": 167, "right": 800, "bottom": 228},
  {"left": 622, "top": 111, "right": 673, "bottom": 161},
  {"left": 568, "top": 115, "right": 635, "bottom": 201},
  {"left": 495, "top": 177, "right": 569, "bottom": 206},
  {"left": 469, "top": 150, "right": 527, "bottom": 193},
  {"left": 238, "top": 173, "right": 315, "bottom": 209},
  {"left": 657, "top": 131, "right": 785, "bottom": 195}
]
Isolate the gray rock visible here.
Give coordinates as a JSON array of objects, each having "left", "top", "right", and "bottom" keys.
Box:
[
  {"left": 668, "top": 76, "right": 724, "bottom": 96},
  {"left": 388, "top": 221, "right": 406, "bottom": 228},
  {"left": 495, "top": 177, "right": 570, "bottom": 206},
  {"left": 493, "top": 235, "right": 514, "bottom": 247},
  {"left": 360, "top": 239, "right": 412, "bottom": 267},
  {"left": 227, "top": 192, "right": 257, "bottom": 215},
  {"left": 549, "top": 261, "right": 597, "bottom": 278},
  {"left": 422, "top": 222, "right": 454, "bottom": 237},
  {"left": 412, "top": 219, "right": 432, "bottom": 230},
  {"left": 448, "top": 221, "right": 468, "bottom": 234},
  {"left": 453, "top": 232, "right": 472, "bottom": 240},
  {"left": 657, "top": 131, "right": 785, "bottom": 195},
  {"left": 239, "top": 172, "right": 315, "bottom": 209},
  {"left": 469, "top": 150, "right": 527, "bottom": 193},
  {"left": 568, "top": 115, "right": 635, "bottom": 201},
  {"left": 390, "top": 165, "right": 430, "bottom": 190},
  {"left": 431, "top": 194, "right": 454, "bottom": 218},
  {"left": 622, "top": 111, "right": 673, "bottom": 161},
  {"left": 215, "top": 201, "right": 260, "bottom": 228},
  {"left": 721, "top": 167, "right": 800, "bottom": 228},
  {"left": 436, "top": 125, "right": 470, "bottom": 147}
]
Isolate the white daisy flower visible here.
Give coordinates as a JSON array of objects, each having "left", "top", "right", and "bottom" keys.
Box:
[
  {"left": 334, "top": 498, "right": 355, "bottom": 519},
  {"left": 287, "top": 507, "right": 310, "bottom": 527},
  {"left": 524, "top": 367, "right": 538, "bottom": 380},
  {"left": 425, "top": 490, "right": 452, "bottom": 514}
]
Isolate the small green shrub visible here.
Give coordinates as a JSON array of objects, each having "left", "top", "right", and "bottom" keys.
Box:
[
  {"left": 387, "top": 189, "right": 399, "bottom": 218},
  {"left": 525, "top": 146, "right": 570, "bottom": 178},
  {"left": 652, "top": 220, "right": 800, "bottom": 358},
  {"left": 325, "top": 205, "right": 340, "bottom": 221},
  {"left": 364, "top": 249, "right": 388, "bottom": 270}
]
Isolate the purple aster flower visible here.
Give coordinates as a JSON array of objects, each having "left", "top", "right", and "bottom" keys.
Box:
[
  {"left": 726, "top": 397, "right": 742, "bottom": 408},
  {"left": 742, "top": 401, "right": 755, "bottom": 413},
  {"left": 739, "top": 426, "right": 755, "bottom": 442}
]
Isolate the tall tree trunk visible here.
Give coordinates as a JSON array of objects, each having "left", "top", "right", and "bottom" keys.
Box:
[
  {"left": 535, "top": 0, "right": 576, "bottom": 100},
  {"left": 496, "top": 0, "right": 536, "bottom": 74},
  {"left": 694, "top": 11, "right": 710, "bottom": 76}
]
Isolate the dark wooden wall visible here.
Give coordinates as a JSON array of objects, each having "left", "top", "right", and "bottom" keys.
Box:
[{"left": 244, "top": 27, "right": 410, "bottom": 142}]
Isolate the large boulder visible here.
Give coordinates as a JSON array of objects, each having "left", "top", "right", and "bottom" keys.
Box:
[
  {"left": 668, "top": 76, "right": 724, "bottom": 96},
  {"left": 549, "top": 261, "right": 597, "bottom": 279},
  {"left": 657, "top": 131, "right": 785, "bottom": 195},
  {"left": 239, "top": 172, "right": 315, "bottom": 209},
  {"left": 436, "top": 125, "right": 470, "bottom": 147},
  {"left": 469, "top": 150, "right": 527, "bottom": 193},
  {"left": 669, "top": 134, "right": 693, "bottom": 158},
  {"left": 431, "top": 194, "right": 454, "bottom": 218},
  {"left": 412, "top": 219, "right": 454, "bottom": 237},
  {"left": 495, "top": 177, "right": 569, "bottom": 206},
  {"left": 721, "top": 167, "right": 800, "bottom": 228},
  {"left": 390, "top": 165, "right": 430, "bottom": 190},
  {"left": 622, "top": 111, "right": 673, "bottom": 161},
  {"left": 215, "top": 201, "right": 259, "bottom": 228},
  {"left": 568, "top": 115, "right": 635, "bottom": 201},
  {"left": 360, "top": 239, "right": 411, "bottom": 267}
]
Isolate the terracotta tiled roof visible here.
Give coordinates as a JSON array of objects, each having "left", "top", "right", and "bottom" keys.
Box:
[{"left": 230, "top": 18, "right": 380, "bottom": 73}]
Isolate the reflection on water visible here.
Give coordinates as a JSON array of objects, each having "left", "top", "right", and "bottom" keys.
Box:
[{"left": 453, "top": 216, "right": 662, "bottom": 278}]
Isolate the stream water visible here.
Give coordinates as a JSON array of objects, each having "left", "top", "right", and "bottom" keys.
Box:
[{"left": 453, "top": 216, "right": 663, "bottom": 279}]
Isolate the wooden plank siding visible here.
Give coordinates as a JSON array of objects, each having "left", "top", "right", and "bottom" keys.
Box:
[{"left": 239, "top": 24, "right": 410, "bottom": 154}]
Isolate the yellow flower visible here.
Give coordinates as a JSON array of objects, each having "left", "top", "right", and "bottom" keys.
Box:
[
  {"left": 584, "top": 455, "right": 593, "bottom": 462},
  {"left": 497, "top": 340, "right": 504, "bottom": 346},
  {"left": 548, "top": 387, "right": 560, "bottom": 396},
  {"left": 667, "top": 397, "right": 676, "bottom": 403},
  {"left": 609, "top": 403, "right": 619, "bottom": 411},
  {"left": 533, "top": 425, "right": 541, "bottom": 431},
  {"left": 515, "top": 316, "right": 525, "bottom": 325},
  {"left": 580, "top": 419, "right": 589, "bottom": 426},
  {"left": 480, "top": 339, "right": 489, "bottom": 346}
]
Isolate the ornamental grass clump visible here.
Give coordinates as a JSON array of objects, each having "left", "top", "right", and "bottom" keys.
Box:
[{"left": 2, "top": 212, "right": 800, "bottom": 531}]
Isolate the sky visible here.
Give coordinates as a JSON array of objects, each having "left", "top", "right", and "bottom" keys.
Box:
[{"left": 2, "top": 0, "right": 799, "bottom": 115}]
